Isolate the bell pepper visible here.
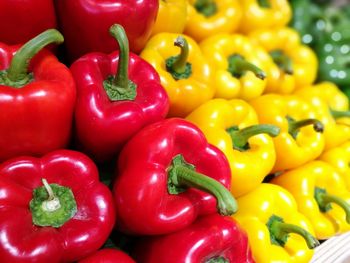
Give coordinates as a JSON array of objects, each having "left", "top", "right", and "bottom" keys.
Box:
[
  {"left": 140, "top": 34, "right": 213, "bottom": 117},
  {"left": 78, "top": 249, "right": 135, "bottom": 263},
  {"left": 319, "top": 141, "right": 350, "bottom": 191},
  {"left": 186, "top": 98, "right": 279, "bottom": 197},
  {"left": 294, "top": 83, "right": 350, "bottom": 150},
  {"left": 151, "top": 0, "right": 187, "bottom": 36},
  {"left": 0, "top": 29, "right": 76, "bottom": 162},
  {"left": 113, "top": 118, "right": 237, "bottom": 235},
  {"left": 0, "top": 0, "right": 57, "bottom": 45},
  {"left": 0, "top": 150, "right": 116, "bottom": 262},
  {"left": 272, "top": 161, "right": 350, "bottom": 240},
  {"left": 238, "top": 0, "right": 291, "bottom": 34},
  {"left": 71, "top": 24, "right": 169, "bottom": 163},
  {"left": 132, "top": 214, "right": 254, "bottom": 263},
  {"left": 184, "top": 0, "right": 242, "bottom": 42},
  {"left": 232, "top": 183, "right": 319, "bottom": 263},
  {"left": 199, "top": 34, "right": 270, "bottom": 100},
  {"left": 249, "top": 27, "right": 318, "bottom": 94},
  {"left": 55, "top": 0, "right": 158, "bottom": 61},
  {"left": 250, "top": 94, "right": 325, "bottom": 172}
]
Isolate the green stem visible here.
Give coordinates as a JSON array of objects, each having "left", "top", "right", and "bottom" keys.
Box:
[
  {"left": 206, "top": 257, "right": 229, "bottom": 263},
  {"left": 227, "top": 54, "right": 266, "bottom": 80},
  {"left": 330, "top": 109, "right": 350, "bottom": 119},
  {"left": 103, "top": 24, "right": 137, "bottom": 101},
  {"left": 41, "top": 178, "right": 61, "bottom": 212},
  {"left": 194, "top": 0, "right": 217, "bottom": 17},
  {"left": 227, "top": 124, "right": 280, "bottom": 151},
  {"left": 287, "top": 116, "right": 324, "bottom": 139},
  {"left": 270, "top": 50, "right": 293, "bottom": 75},
  {"left": 315, "top": 187, "right": 350, "bottom": 224},
  {"left": 267, "top": 215, "right": 320, "bottom": 249},
  {"left": 0, "top": 29, "right": 63, "bottom": 87},
  {"left": 165, "top": 36, "right": 192, "bottom": 80},
  {"left": 257, "top": 0, "right": 271, "bottom": 8},
  {"left": 168, "top": 154, "right": 237, "bottom": 216}
]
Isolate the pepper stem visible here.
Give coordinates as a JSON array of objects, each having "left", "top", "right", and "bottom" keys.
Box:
[
  {"left": 330, "top": 109, "right": 350, "bottom": 119},
  {"left": 0, "top": 29, "right": 63, "bottom": 88},
  {"left": 206, "top": 257, "right": 229, "bottom": 263},
  {"left": 227, "top": 124, "right": 280, "bottom": 151},
  {"left": 167, "top": 154, "right": 237, "bottom": 216},
  {"left": 314, "top": 187, "right": 350, "bottom": 223},
  {"left": 270, "top": 50, "right": 293, "bottom": 75},
  {"left": 165, "top": 36, "right": 192, "bottom": 80},
  {"left": 257, "top": 0, "right": 271, "bottom": 8},
  {"left": 267, "top": 215, "right": 320, "bottom": 249},
  {"left": 194, "top": 0, "right": 217, "bottom": 17},
  {"left": 287, "top": 116, "right": 324, "bottom": 139},
  {"left": 103, "top": 24, "right": 137, "bottom": 101},
  {"left": 227, "top": 54, "right": 266, "bottom": 80},
  {"left": 41, "top": 178, "right": 61, "bottom": 212}
]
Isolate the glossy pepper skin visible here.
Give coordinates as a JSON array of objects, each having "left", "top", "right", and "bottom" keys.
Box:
[
  {"left": 78, "top": 249, "right": 135, "bottom": 263},
  {"left": 0, "top": 0, "right": 57, "bottom": 45},
  {"left": 55, "top": 0, "right": 158, "bottom": 61},
  {"left": 199, "top": 34, "right": 271, "bottom": 100},
  {"left": 113, "top": 118, "right": 236, "bottom": 235},
  {"left": 238, "top": 0, "right": 291, "bottom": 34},
  {"left": 151, "top": 0, "right": 187, "bottom": 36},
  {"left": 0, "top": 150, "right": 116, "bottom": 263},
  {"left": 272, "top": 161, "right": 350, "bottom": 240},
  {"left": 250, "top": 94, "right": 325, "bottom": 172},
  {"left": 320, "top": 141, "right": 350, "bottom": 191},
  {"left": 140, "top": 33, "right": 213, "bottom": 117},
  {"left": 184, "top": 0, "right": 242, "bottom": 42},
  {"left": 233, "top": 184, "right": 319, "bottom": 263},
  {"left": 71, "top": 25, "right": 169, "bottom": 162},
  {"left": 249, "top": 27, "right": 318, "bottom": 94},
  {"left": 186, "top": 98, "right": 278, "bottom": 197},
  {"left": 0, "top": 30, "right": 76, "bottom": 162},
  {"left": 294, "top": 83, "right": 350, "bottom": 150},
  {"left": 132, "top": 214, "right": 254, "bottom": 263}
]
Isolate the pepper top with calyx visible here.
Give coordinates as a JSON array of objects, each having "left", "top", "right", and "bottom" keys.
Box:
[
  {"left": 0, "top": 150, "right": 115, "bottom": 262},
  {"left": 233, "top": 184, "right": 318, "bottom": 263},
  {"left": 0, "top": 28, "right": 76, "bottom": 162},
  {"left": 250, "top": 94, "right": 325, "bottom": 172},
  {"left": 200, "top": 34, "right": 271, "bottom": 100},
  {"left": 71, "top": 24, "right": 169, "bottom": 163},
  {"left": 186, "top": 98, "right": 279, "bottom": 197},
  {"left": 140, "top": 33, "right": 213, "bottom": 117},
  {"left": 113, "top": 118, "right": 236, "bottom": 235},
  {"left": 272, "top": 161, "right": 350, "bottom": 240}
]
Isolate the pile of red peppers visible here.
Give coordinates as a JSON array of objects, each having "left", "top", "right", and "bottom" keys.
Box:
[{"left": 0, "top": 1, "right": 253, "bottom": 262}]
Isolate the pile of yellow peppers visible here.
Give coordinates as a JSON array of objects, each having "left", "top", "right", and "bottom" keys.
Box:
[{"left": 140, "top": 0, "right": 350, "bottom": 262}]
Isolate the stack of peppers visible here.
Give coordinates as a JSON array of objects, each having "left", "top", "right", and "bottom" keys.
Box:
[{"left": 0, "top": 0, "right": 350, "bottom": 262}]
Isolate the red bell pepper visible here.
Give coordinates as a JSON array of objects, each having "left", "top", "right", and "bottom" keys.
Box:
[
  {"left": 71, "top": 24, "right": 169, "bottom": 162},
  {"left": 0, "top": 29, "right": 76, "bottom": 162},
  {"left": 0, "top": 0, "right": 57, "bottom": 45},
  {"left": 132, "top": 214, "right": 254, "bottom": 263},
  {"left": 0, "top": 150, "right": 116, "bottom": 263},
  {"left": 113, "top": 118, "right": 237, "bottom": 235},
  {"left": 55, "top": 0, "right": 158, "bottom": 61},
  {"left": 78, "top": 249, "right": 135, "bottom": 263}
]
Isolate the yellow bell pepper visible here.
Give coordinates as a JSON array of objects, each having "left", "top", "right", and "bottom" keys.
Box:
[
  {"left": 140, "top": 33, "right": 214, "bottom": 117},
  {"left": 151, "top": 0, "right": 188, "bottom": 36},
  {"left": 199, "top": 34, "right": 272, "bottom": 100},
  {"left": 249, "top": 27, "right": 318, "bottom": 94},
  {"left": 232, "top": 183, "right": 319, "bottom": 263},
  {"left": 184, "top": 0, "right": 242, "bottom": 42},
  {"left": 272, "top": 161, "right": 350, "bottom": 240},
  {"left": 294, "top": 83, "right": 350, "bottom": 150},
  {"left": 250, "top": 94, "right": 325, "bottom": 172},
  {"left": 186, "top": 98, "right": 279, "bottom": 197},
  {"left": 238, "top": 0, "right": 291, "bottom": 34},
  {"left": 320, "top": 141, "right": 350, "bottom": 191}
]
